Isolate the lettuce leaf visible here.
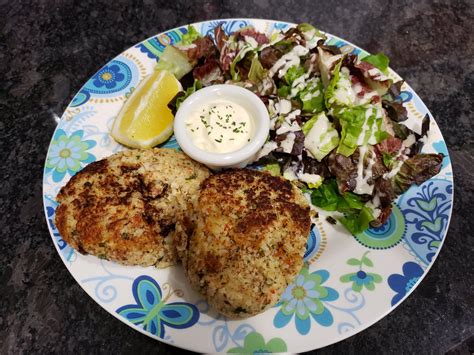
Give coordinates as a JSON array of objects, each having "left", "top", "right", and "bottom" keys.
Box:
[
  {"left": 334, "top": 105, "right": 388, "bottom": 156},
  {"left": 284, "top": 65, "right": 305, "bottom": 85},
  {"left": 297, "top": 23, "right": 325, "bottom": 37},
  {"left": 302, "top": 116, "right": 318, "bottom": 136},
  {"left": 339, "top": 206, "right": 374, "bottom": 235},
  {"left": 297, "top": 23, "right": 327, "bottom": 49},
  {"left": 181, "top": 25, "right": 202, "bottom": 45},
  {"left": 310, "top": 179, "right": 340, "bottom": 211},
  {"left": 300, "top": 78, "right": 324, "bottom": 113},
  {"left": 277, "top": 85, "right": 290, "bottom": 97},
  {"left": 392, "top": 153, "right": 443, "bottom": 195},
  {"left": 361, "top": 52, "right": 389, "bottom": 75},
  {"left": 155, "top": 45, "right": 193, "bottom": 79},
  {"left": 324, "top": 60, "right": 342, "bottom": 108},
  {"left": 262, "top": 163, "right": 281, "bottom": 176},
  {"left": 303, "top": 112, "right": 340, "bottom": 161},
  {"left": 324, "top": 61, "right": 357, "bottom": 108},
  {"left": 230, "top": 42, "right": 256, "bottom": 80},
  {"left": 310, "top": 179, "right": 375, "bottom": 234},
  {"left": 248, "top": 55, "right": 265, "bottom": 82},
  {"left": 175, "top": 79, "right": 202, "bottom": 110}
]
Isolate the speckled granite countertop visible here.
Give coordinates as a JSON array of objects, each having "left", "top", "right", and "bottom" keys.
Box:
[{"left": 1, "top": 0, "right": 473, "bottom": 353}]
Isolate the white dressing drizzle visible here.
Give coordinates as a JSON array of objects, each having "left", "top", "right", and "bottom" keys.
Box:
[
  {"left": 269, "top": 45, "right": 309, "bottom": 78},
  {"left": 354, "top": 146, "right": 376, "bottom": 195}
]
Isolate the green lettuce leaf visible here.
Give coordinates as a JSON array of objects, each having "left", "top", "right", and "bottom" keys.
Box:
[
  {"left": 361, "top": 53, "right": 389, "bottom": 75},
  {"left": 277, "top": 85, "right": 290, "bottom": 97},
  {"left": 310, "top": 179, "right": 340, "bottom": 211},
  {"left": 382, "top": 152, "right": 394, "bottom": 168},
  {"left": 248, "top": 55, "right": 265, "bottom": 83},
  {"left": 180, "top": 25, "right": 202, "bottom": 45},
  {"left": 324, "top": 61, "right": 357, "bottom": 108},
  {"left": 324, "top": 60, "right": 342, "bottom": 108},
  {"left": 310, "top": 179, "right": 375, "bottom": 234},
  {"left": 297, "top": 23, "right": 327, "bottom": 49},
  {"left": 175, "top": 79, "right": 202, "bottom": 110},
  {"left": 300, "top": 78, "right": 324, "bottom": 113},
  {"left": 339, "top": 206, "right": 374, "bottom": 235},
  {"left": 297, "top": 23, "right": 326, "bottom": 38},
  {"left": 303, "top": 112, "right": 340, "bottom": 161},
  {"left": 334, "top": 105, "right": 388, "bottom": 156},
  {"left": 284, "top": 65, "right": 305, "bottom": 85},
  {"left": 262, "top": 163, "right": 281, "bottom": 176},
  {"left": 230, "top": 42, "right": 255, "bottom": 80},
  {"left": 302, "top": 116, "right": 318, "bottom": 136},
  {"left": 155, "top": 45, "right": 193, "bottom": 79}
]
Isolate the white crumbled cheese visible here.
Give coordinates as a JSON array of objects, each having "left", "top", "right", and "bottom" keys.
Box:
[
  {"left": 284, "top": 109, "right": 301, "bottom": 124},
  {"left": 283, "top": 164, "right": 298, "bottom": 180},
  {"left": 276, "top": 120, "right": 301, "bottom": 135},
  {"left": 256, "top": 141, "right": 278, "bottom": 159},
  {"left": 402, "top": 134, "right": 417, "bottom": 147},
  {"left": 277, "top": 99, "right": 292, "bottom": 115},
  {"left": 279, "top": 132, "right": 296, "bottom": 153}
]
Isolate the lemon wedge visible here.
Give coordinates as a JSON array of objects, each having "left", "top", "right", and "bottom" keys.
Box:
[{"left": 111, "top": 69, "right": 182, "bottom": 149}]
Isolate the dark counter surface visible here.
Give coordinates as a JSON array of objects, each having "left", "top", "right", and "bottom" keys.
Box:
[{"left": 1, "top": 0, "right": 473, "bottom": 353}]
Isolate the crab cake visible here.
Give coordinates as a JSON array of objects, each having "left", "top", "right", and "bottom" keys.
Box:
[
  {"left": 184, "top": 169, "right": 311, "bottom": 319},
  {"left": 54, "top": 148, "right": 210, "bottom": 267}
]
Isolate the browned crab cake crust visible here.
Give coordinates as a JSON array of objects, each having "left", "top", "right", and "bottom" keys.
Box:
[
  {"left": 184, "top": 169, "right": 311, "bottom": 319},
  {"left": 54, "top": 148, "right": 210, "bottom": 267}
]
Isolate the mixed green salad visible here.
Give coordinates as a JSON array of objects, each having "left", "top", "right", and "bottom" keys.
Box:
[{"left": 159, "top": 23, "right": 443, "bottom": 234}]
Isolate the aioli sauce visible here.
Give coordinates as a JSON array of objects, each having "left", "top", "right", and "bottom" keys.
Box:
[{"left": 186, "top": 100, "right": 254, "bottom": 153}]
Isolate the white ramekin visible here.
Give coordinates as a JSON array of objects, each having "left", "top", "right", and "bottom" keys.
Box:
[{"left": 173, "top": 84, "right": 270, "bottom": 170}]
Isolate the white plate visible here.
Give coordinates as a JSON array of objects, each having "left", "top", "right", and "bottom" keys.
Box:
[{"left": 42, "top": 19, "right": 453, "bottom": 353}]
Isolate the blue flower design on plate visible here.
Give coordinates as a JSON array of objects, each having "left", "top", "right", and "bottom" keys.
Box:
[
  {"left": 351, "top": 271, "right": 376, "bottom": 288},
  {"left": 388, "top": 262, "right": 424, "bottom": 306},
  {"left": 398, "top": 179, "right": 452, "bottom": 264},
  {"left": 117, "top": 276, "right": 199, "bottom": 338},
  {"left": 45, "top": 129, "right": 96, "bottom": 182},
  {"left": 93, "top": 63, "right": 125, "bottom": 89},
  {"left": 84, "top": 60, "right": 132, "bottom": 95},
  {"left": 274, "top": 266, "right": 338, "bottom": 335}
]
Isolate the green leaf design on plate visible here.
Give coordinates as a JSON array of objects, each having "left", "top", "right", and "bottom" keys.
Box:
[
  {"left": 416, "top": 198, "right": 438, "bottom": 212},
  {"left": 421, "top": 217, "right": 443, "bottom": 232},
  {"left": 228, "top": 331, "right": 287, "bottom": 353},
  {"left": 347, "top": 258, "right": 361, "bottom": 266}
]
